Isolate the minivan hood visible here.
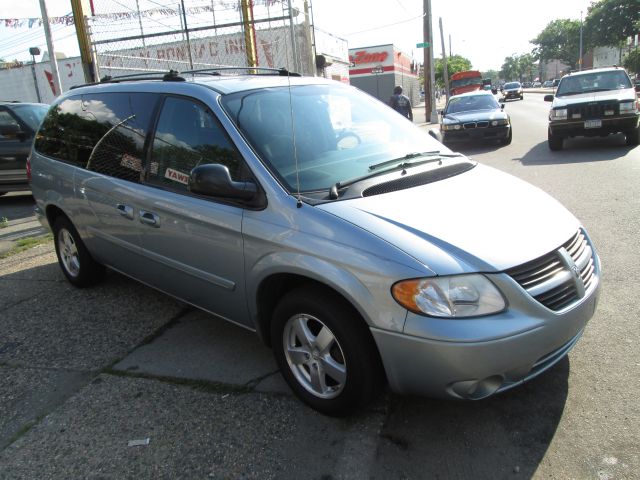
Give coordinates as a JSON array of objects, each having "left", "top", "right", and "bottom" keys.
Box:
[
  {"left": 552, "top": 87, "right": 635, "bottom": 107},
  {"left": 318, "top": 163, "right": 579, "bottom": 274}
]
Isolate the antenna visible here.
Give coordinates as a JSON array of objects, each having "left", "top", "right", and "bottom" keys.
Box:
[
  {"left": 281, "top": 5, "right": 303, "bottom": 208},
  {"left": 285, "top": 71, "right": 303, "bottom": 208}
]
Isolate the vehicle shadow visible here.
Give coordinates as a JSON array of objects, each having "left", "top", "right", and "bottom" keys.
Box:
[
  {"left": 516, "top": 134, "right": 632, "bottom": 166},
  {"left": 447, "top": 141, "right": 508, "bottom": 156},
  {"left": 0, "top": 192, "right": 36, "bottom": 222},
  {"left": 374, "top": 358, "right": 570, "bottom": 478}
]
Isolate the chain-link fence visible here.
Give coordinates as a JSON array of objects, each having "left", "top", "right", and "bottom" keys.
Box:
[{"left": 87, "top": 0, "right": 315, "bottom": 78}]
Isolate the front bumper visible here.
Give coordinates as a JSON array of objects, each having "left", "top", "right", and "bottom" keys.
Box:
[
  {"left": 442, "top": 125, "right": 510, "bottom": 143},
  {"left": 371, "top": 268, "right": 600, "bottom": 400},
  {"left": 503, "top": 91, "right": 522, "bottom": 99},
  {"left": 549, "top": 114, "right": 639, "bottom": 138}
]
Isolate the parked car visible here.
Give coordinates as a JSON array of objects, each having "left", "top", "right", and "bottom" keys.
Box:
[
  {"left": 544, "top": 66, "right": 639, "bottom": 150},
  {"left": 0, "top": 101, "right": 49, "bottom": 196},
  {"left": 31, "top": 69, "right": 600, "bottom": 415},
  {"left": 543, "top": 80, "right": 554, "bottom": 88},
  {"left": 439, "top": 91, "right": 512, "bottom": 145},
  {"left": 502, "top": 82, "right": 523, "bottom": 101},
  {"left": 532, "top": 81, "right": 542, "bottom": 88}
]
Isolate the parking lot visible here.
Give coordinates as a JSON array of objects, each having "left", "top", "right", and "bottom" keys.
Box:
[{"left": 1, "top": 95, "right": 639, "bottom": 478}]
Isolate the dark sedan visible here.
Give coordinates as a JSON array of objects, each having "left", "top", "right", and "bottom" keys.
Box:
[
  {"left": 502, "top": 81, "right": 524, "bottom": 101},
  {"left": 439, "top": 91, "right": 512, "bottom": 145}
]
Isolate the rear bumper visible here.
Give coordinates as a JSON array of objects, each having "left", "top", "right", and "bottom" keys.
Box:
[{"left": 549, "top": 114, "right": 639, "bottom": 137}]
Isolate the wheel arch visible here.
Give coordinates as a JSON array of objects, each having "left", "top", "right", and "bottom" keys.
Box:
[{"left": 249, "top": 254, "right": 385, "bottom": 348}]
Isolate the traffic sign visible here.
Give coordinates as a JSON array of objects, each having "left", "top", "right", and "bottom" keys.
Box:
[{"left": 416, "top": 42, "right": 430, "bottom": 48}]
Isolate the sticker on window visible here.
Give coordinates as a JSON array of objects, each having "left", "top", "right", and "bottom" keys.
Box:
[
  {"left": 120, "top": 154, "right": 142, "bottom": 172},
  {"left": 164, "top": 167, "right": 189, "bottom": 185}
]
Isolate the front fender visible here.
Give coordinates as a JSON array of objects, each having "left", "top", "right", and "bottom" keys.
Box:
[{"left": 246, "top": 251, "right": 409, "bottom": 334}]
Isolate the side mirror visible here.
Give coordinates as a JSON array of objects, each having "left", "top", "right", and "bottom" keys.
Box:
[
  {"left": 439, "top": 109, "right": 445, "bottom": 115},
  {"left": 544, "top": 94, "right": 554, "bottom": 102},
  {"left": 189, "top": 163, "right": 257, "bottom": 200},
  {"left": 491, "top": 88, "right": 497, "bottom": 95},
  {"left": 500, "top": 103, "right": 505, "bottom": 110},
  {"left": 635, "top": 84, "right": 640, "bottom": 93}
]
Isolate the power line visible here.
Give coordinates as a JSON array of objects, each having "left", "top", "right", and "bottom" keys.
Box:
[{"left": 344, "top": 12, "right": 425, "bottom": 37}]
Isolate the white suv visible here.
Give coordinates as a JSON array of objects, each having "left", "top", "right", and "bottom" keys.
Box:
[{"left": 544, "top": 67, "right": 640, "bottom": 150}]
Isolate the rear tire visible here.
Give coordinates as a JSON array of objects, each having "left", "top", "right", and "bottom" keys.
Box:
[
  {"left": 271, "top": 286, "right": 383, "bottom": 416},
  {"left": 548, "top": 129, "right": 563, "bottom": 151},
  {"left": 626, "top": 127, "right": 640, "bottom": 146},
  {"left": 53, "top": 216, "right": 105, "bottom": 287}
]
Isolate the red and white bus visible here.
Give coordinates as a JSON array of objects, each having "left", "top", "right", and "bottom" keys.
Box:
[{"left": 449, "top": 70, "right": 483, "bottom": 96}]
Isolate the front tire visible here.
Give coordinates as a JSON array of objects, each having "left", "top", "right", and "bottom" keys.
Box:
[
  {"left": 271, "top": 286, "right": 383, "bottom": 416},
  {"left": 53, "top": 216, "right": 105, "bottom": 287},
  {"left": 548, "top": 128, "right": 563, "bottom": 151},
  {"left": 626, "top": 127, "right": 640, "bottom": 146},
  {"left": 500, "top": 127, "right": 513, "bottom": 145}
]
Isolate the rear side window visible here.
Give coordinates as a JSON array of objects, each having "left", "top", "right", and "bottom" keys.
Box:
[
  {"left": 0, "top": 109, "right": 21, "bottom": 140},
  {"left": 147, "top": 96, "right": 243, "bottom": 192},
  {"left": 35, "top": 92, "right": 157, "bottom": 183}
]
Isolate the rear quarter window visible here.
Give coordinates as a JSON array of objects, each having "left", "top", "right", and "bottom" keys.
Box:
[{"left": 35, "top": 92, "right": 157, "bottom": 183}]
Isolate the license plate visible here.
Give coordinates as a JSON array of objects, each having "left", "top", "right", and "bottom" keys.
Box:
[{"left": 584, "top": 119, "right": 602, "bottom": 129}]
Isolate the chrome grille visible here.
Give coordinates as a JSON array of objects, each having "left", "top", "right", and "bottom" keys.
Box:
[{"left": 506, "top": 230, "right": 596, "bottom": 311}]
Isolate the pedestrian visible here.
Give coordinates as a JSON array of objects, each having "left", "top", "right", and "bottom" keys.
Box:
[{"left": 389, "top": 85, "right": 413, "bottom": 121}]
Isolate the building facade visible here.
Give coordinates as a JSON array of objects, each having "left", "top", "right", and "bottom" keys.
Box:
[{"left": 348, "top": 44, "right": 420, "bottom": 106}]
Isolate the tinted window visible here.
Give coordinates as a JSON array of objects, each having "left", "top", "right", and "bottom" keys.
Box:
[
  {"left": 35, "top": 93, "right": 156, "bottom": 181},
  {"left": 0, "top": 109, "right": 21, "bottom": 140},
  {"left": 446, "top": 95, "right": 499, "bottom": 113},
  {"left": 83, "top": 93, "right": 157, "bottom": 183},
  {"left": 11, "top": 104, "right": 48, "bottom": 131},
  {"left": 148, "top": 96, "right": 243, "bottom": 192}
]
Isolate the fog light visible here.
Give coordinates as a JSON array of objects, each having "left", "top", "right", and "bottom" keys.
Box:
[{"left": 449, "top": 375, "right": 503, "bottom": 399}]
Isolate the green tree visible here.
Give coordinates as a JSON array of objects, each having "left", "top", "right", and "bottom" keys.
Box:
[
  {"left": 434, "top": 55, "right": 472, "bottom": 88},
  {"left": 623, "top": 49, "right": 640, "bottom": 74},
  {"left": 481, "top": 69, "right": 500, "bottom": 84},
  {"left": 584, "top": 0, "right": 640, "bottom": 48},
  {"left": 531, "top": 19, "right": 581, "bottom": 69},
  {"left": 500, "top": 55, "right": 519, "bottom": 81}
]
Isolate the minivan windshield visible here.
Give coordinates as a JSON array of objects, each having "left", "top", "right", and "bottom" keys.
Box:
[{"left": 220, "top": 83, "right": 446, "bottom": 193}]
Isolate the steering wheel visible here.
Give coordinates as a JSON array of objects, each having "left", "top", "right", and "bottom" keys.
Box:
[{"left": 336, "top": 131, "right": 361, "bottom": 150}]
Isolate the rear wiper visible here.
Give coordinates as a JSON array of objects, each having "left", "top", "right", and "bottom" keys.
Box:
[{"left": 328, "top": 151, "right": 463, "bottom": 199}]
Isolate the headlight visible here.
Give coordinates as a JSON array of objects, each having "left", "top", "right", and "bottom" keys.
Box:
[
  {"left": 391, "top": 274, "right": 506, "bottom": 318},
  {"left": 620, "top": 101, "right": 636, "bottom": 114},
  {"left": 442, "top": 124, "right": 461, "bottom": 131},
  {"left": 550, "top": 108, "right": 567, "bottom": 120},
  {"left": 491, "top": 119, "right": 509, "bottom": 126}
]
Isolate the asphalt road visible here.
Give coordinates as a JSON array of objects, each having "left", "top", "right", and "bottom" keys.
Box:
[{"left": 0, "top": 92, "right": 638, "bottom": 479}]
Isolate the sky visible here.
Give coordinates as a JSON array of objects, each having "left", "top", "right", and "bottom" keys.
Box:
[{"left": 0, "top": 0, "right": 594, "bottom": 71}]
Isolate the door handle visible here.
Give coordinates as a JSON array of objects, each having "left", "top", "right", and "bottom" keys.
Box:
[
  {"left": 116, "top": 203, "right": 134, "bottom": 220},
  {"left": 139, "top": 210, "right": 160, "bottom": 227}
]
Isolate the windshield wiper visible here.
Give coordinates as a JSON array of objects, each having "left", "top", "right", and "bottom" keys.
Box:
[
  {"left": 368, "top": 151, "right": 439, "bottom": 171},
  {"left": 328, "top": 151, "right": 463, "bottom": 199}
]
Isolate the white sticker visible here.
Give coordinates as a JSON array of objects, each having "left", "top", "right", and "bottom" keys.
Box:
[{"left": 164, "top": 167, "right": 189, "bottom": 185}]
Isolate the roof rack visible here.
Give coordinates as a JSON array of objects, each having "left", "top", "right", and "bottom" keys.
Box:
[
  {"left": 181, "top": 67, "right": 300, "bottom": 77},
  {"left": 68, "top": 66, "right": 301, "bottom": 90},
  {"left": 567, "top": 65, "right": 620, "bottom": 75}
]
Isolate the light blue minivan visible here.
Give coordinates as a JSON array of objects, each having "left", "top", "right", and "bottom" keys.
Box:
[{"left": 30, "top": 70, "right": 600, "bottom": 415}]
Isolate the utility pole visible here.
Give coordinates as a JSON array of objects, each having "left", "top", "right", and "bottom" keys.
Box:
[
  {"left": 423, "top": 0, "right": 438, "bottom": 123},
  {"left": 39, "top": 0, "right": 62, "bottom": 96},
  {"left": 71, "top": 0, "right": 97, "bottom": 83},
  {"left": 439, "top": 18, "right": 449, "bottom": 104}
]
